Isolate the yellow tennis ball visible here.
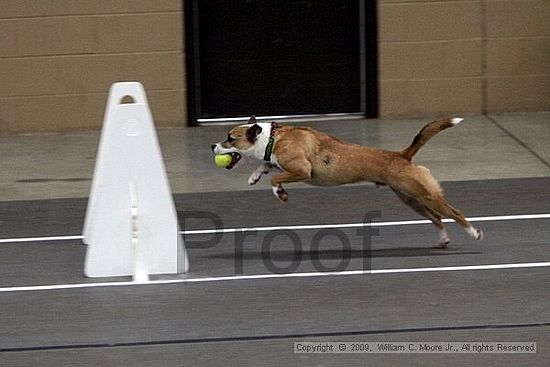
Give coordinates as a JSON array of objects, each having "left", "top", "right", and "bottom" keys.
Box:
[{"left": 214, "top": 154, "right": 232, "bottom": 168}]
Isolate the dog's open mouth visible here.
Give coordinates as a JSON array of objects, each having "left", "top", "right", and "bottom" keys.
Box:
[{"left": 226, "top": 152, "right": 242, "bottom": 169}]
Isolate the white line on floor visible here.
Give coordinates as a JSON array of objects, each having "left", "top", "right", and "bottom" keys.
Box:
[
  {"left": 1, "top": 213, "right": 549, "bottom": 244},
  {"left": 1, "top": 261, "right": 549, "bottom": 293},
  {"left": 0, "top": 235, "right": 84, "bottom": 244},
  {"left": 183, "top": 213, "right": 550, "bottom": 235}
]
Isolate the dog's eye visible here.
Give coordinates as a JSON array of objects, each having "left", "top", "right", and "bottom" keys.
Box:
[{"left": 227, "top": 135, "right": 235, "bottom": 143}]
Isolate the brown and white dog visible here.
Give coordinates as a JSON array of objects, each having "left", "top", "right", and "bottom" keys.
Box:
[{"left": 211, "top": 116, "right": 483, "bottom": 247}]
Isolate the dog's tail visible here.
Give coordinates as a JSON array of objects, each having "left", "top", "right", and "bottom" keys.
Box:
[{"left": 400, "top": 117, "right": 463, "bottom": 161}]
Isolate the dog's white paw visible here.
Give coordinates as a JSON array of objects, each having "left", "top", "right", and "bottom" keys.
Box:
[
  {"left": 476, "top": 229, "right": 484, "bottom": 241},
  {"left": 435, "top": 238, "right": 451, "bottom": 249},
  {"left": 467, "top": 226, "right": 483, "bottom": 240},
  {"left": 248, "top": 172, "right": 262, "bottom": 185}
]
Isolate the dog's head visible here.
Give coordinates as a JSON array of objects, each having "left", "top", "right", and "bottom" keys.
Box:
[{"left": 211, "top": 116, "right": 264, "bottom": 169}]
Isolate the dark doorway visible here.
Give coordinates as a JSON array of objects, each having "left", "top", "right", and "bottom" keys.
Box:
[{"left": 185, "top": 0, "right": 377, "bottom": 125}]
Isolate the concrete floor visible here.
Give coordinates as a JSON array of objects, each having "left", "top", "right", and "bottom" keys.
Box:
[{"left": 1, "top": 112, "right": 549, "bottom": 202}]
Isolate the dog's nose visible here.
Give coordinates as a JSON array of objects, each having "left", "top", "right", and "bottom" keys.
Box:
[{"left": 211, "top": 144, "right": 216, "bottom": 152}]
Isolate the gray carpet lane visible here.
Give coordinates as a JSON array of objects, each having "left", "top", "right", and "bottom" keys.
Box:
[
  {"left": 0, "top": 177, "right": 549, "bottom": 287},
  {"left": 2, "top": 327, "right": 548, "bottom": 367},
  {"left": 1, "top": 177, "right": 549, "bottom": 239},
  {"left": 0, "top": 268, "right": 548, "bottom": 351}
]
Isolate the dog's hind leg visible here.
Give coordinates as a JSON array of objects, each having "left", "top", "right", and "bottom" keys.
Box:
[
  {"left": 421, "top": 195, "right": 483, "bottom": 241},
  {"left": 391, "top": 188, "right": 451, "bottom": 248},
  {"left": 390, "top": 166, "right": 483, "bottom": 242}
]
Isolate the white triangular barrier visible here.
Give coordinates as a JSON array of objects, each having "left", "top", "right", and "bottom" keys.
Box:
[{"left": 83, "top": 82, "right": 188, "bottom": 279}]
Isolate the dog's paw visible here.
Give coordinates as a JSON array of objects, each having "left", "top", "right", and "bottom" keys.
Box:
[
  {"left": 248, "top": 172, "right": 262, "bottom": 185},
  {"left": 476, "top": 229, "right": 484, "bottom": 241},
  {"left": 467, "top": 226, "right": 484, "bottom": 241},
  {"left": 435, "top": 238, "right": 451, "bottom": 249},
  {"left": 272, "top": 185, "right": 288, "bottom": 203}
]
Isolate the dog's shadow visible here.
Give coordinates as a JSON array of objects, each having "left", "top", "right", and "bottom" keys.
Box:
[{"left": 207, "top": 247, "right": 482, "bottom": 261}]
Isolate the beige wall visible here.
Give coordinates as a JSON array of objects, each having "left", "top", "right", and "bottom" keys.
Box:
[
  {"left": 379, "top": 0, "right": 550, "bottom": 118},
  {"left": 0, "top": 1, "right": 548, "bottom": 133},
  {"left": 0, "top": 0, "right": 185, "bottom": 134}
]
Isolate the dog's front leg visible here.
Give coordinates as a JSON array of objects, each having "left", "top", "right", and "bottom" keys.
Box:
[
  {"left": 248, "top": 164, "right": 267, "bottom": 185},
  {"left": 270, "top": 163, "right": 311, "bottom": 203},
  {"left": 248, "top": 163, "right": 280, "bottom": 185}
]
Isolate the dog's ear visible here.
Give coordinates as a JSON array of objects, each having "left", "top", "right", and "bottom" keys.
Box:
[{"left": 246, "top": 124, "right": 262, "bottom": 143}]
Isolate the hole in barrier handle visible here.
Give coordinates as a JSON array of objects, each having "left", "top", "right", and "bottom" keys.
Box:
[
  {"left": 120, "top": 95, "right": 136, "bottom": 104},
  {"left": 108, "top": 82, "right": 148, "bottom": 105}
]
